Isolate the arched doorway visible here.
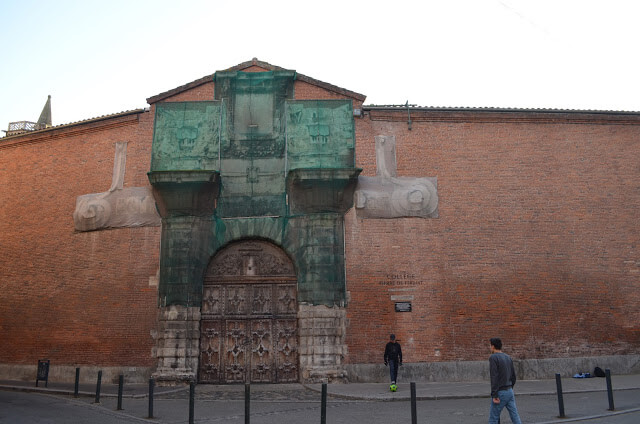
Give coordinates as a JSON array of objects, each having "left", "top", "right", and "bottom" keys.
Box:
[{"left": 198, "top": 240, "right": 298, "bottom": 383}]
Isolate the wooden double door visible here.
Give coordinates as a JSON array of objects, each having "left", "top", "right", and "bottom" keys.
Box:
[{"left": 198, "top": 241, "right": 299, "bottom": 383}]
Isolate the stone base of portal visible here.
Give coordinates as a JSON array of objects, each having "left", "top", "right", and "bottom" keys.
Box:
[
  {"left": 151, "top": 305, "right": 201, "bottom": 385},
  {"left": 298, "top": 304, "right": 348, "bottom": 383}
]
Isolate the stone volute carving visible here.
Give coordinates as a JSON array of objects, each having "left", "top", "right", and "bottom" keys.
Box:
[
  {"left": 354, "top": 135, "right": 438, "bottom": 218},
  {"left": 73, "top": 142, "right": 160, "bottom": 231}
]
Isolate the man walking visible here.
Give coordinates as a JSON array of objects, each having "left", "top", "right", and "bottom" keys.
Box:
[
  {"left": 489, "top": 337, "right": 522, "bottom": 424},
  {"left": 383, "top": 334, "right": 402, "bottom": 385}
]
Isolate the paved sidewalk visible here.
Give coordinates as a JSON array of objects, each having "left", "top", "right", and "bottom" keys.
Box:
[
  {"left": 306, "top": 373, "right": 640, "bottom": 401},
  {"left": 1, "top": 375, "right": 640, "bottom": 424},
  {"left": 2, "top": 373, "right": 639, "bottom": 400},
  {"left": 0, "top": 379, "right": 186, "bottom": 399}
]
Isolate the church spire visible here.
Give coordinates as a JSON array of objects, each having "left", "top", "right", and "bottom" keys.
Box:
[{"left": 37, "top": 95, "right": 52, "bottom": 128}]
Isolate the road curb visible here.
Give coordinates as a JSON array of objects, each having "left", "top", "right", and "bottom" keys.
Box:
[{"left": 0, "top": 383, "right": 188, "bottom": 399}]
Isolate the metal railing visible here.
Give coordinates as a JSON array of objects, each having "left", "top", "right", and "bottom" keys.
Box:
[{"left": 9, "top": 121, "right": 40, "bottom": 131}]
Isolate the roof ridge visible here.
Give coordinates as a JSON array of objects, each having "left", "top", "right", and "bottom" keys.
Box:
[
  {"left": 146, "top": 59, "right": 366, "bottom": 104},
  {"left": 363, "top": 104, "right": 640, "bottom": 114}
]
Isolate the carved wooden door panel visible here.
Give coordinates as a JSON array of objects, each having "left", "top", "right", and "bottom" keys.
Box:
[{"left": 199, "top": 241, "right": 298, "bottom": 383}]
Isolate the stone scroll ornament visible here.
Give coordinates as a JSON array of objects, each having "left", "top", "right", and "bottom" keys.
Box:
[
  {"left": 73, "top": 142, "right": 160, "bottom": 231},
  {"left": 354, "top": 135, "right": 438, "bottom": 218}
]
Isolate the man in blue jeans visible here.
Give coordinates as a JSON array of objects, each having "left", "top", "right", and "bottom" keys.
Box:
[
  {"left": 384, "top": 334, "right": 402, "bottom": 384},
  {"left": 489, "top": 338, "right": 522, "bottom": 424}
]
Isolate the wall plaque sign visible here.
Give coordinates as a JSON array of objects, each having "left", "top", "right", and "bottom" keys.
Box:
[{"left": 395, "top": 302, "right": 412, "bottom": 312}]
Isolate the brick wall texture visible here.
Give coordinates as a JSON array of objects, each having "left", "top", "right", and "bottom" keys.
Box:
[
  {"left": 0, "top": 112, "right": 159, "bottom": 368},
  {"left": 1, "top": 66, "right": 638, "bottom": 372},
  {"left": 347, "top": 109, "right": 640, "bottom": 364}
]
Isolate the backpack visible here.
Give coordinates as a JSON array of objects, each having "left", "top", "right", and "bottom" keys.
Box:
[{"left": 594, "top": 366, "right": 606, "bottom": 377}]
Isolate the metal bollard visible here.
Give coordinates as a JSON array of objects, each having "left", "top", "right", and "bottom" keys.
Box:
[
  {"left": 605, "top": 369, "right": 615, "bottom": 411},
  {"left": 245, "top": 383, "right": 251, "bottom": 424},
  {"left": 411, "top": 382, "right": 417, "bottom": 424},
  {"left": 189, "top": 381, "right": 196, "bottom": 424},
  {"left": 74, "top": 368, "right": 80, "bottom": 398},
  {"left": 321, "top": 383, "right": 327, "bottom": 424},
  {"left": 555, "top": 373, "right": 565, "bottom": 418},
  {"left": 95, "top": 370, "right": 102, "bottom": 404},
  {"left": 117, "top": 375, "right": 124, "bottom": 410},
  {"left": 148, "top": 377, "right": 155, "bottom": 419}
]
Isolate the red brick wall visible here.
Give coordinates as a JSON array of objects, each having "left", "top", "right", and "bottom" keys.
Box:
[
  {"left": 345, "top": 109, "right": 640, "bottom": 364},
  {"left": 294, "top": 80, "right": 364, "bottom": 109},
  {"left": 160, "top": 80, "right": 215, "bottom": 102},
  {"left": 2, "top": 71, "right": 639, "bottom": 374},
  {"left": 0, "top": 111, "right": 160, "bottom": 367},
  {"left": 149, "top": 74, "right": 362, "bottom": 104}
]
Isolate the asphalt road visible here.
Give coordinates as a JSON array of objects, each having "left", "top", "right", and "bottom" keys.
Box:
[{"left": 2, "top": 388, "right": 640, "bottom": 424}]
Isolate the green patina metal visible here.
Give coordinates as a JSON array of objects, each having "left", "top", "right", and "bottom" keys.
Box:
[
  {"left": 286, "top": 100, "right": 355, "bottom": 169},
  {"left": 148, "top": 70, "right": 360, "bottom": 307},
  {"left": 214, "top": 71, "right": 294, "bottom": 218},
  {"left": 151, "top": 102, "right": 223, "bottom": 172}
]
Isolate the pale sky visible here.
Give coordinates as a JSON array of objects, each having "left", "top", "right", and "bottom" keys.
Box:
[{"left": 1, "top": 0, "right": 639, "bottom": 134}]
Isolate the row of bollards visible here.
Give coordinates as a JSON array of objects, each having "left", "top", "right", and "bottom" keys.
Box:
[
  {"left": 70, "top": 369, "right": 619, "bottom": 422},
  {"left": 72, "top": 368, "right": 133, "bottom": 410},
  {"left": 555, "top": 369, "right": 616, "bottom": 418},
  {"left": 48, "top": 366, "right": 422, "bottom": 422}
]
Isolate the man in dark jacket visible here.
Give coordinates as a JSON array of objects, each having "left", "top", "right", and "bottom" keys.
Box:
[
  {"left": 489, "top": 338, "right": 522, "bottom": 424},
  {"left": 383, "top": 334, "right": 402, "bottom": 384}
]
